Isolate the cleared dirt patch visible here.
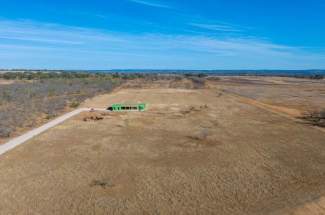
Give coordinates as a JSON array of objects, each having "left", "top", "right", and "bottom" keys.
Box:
[{"left": 81, "top": 112, "right": 105, "bottom": 122}]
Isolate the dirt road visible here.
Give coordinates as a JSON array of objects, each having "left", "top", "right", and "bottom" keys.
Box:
[{"left": 0, "top": 108, "right": 108, "bottom": 156}]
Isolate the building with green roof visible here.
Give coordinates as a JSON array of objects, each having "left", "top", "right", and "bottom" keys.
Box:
[{"left": 108, "top": 103, "right": 147, "bottom": 112}]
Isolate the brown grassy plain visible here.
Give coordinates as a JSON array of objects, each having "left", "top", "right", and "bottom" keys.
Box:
[{"left": 0, "top": 77, "right": 325, "bottom": 214}]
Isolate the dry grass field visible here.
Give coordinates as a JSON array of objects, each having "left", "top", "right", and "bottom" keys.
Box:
[{"left": 0, "top": 77, "right": 325, "bottom": 214}]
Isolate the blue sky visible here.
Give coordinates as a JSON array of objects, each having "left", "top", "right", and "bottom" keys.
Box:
[{"left": 0, "top": 0, "right": 325, "bottom": 69}]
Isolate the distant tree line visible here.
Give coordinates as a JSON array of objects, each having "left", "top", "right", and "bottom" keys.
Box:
[
  {"left": 0, "top": 71, "right": 187, "bottom": 80},
  {"left": 293, "top": 74, "right": 324, "bottom": 80},
  {"left": 0, "top": 72, "right": 114, "bottom": 80}
]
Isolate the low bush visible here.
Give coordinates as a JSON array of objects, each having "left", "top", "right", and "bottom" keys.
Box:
[
  {"left": 301, "top": 110, "right": 325, "bottom": 127},
  {"left": 189, "top": 77, "right": 206, "bottom": 89},
  {"left": 69, "top": 100, "right": 80, "bottom": 108}
]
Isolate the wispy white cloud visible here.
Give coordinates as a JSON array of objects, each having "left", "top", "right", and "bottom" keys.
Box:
[
  {"left": 0, "top": 35, "right": 83, "bottom": 45},
  {"left": 190, "top": 23, "right": 241, "bottom": 32},
  {"left": 128, "top": 0, "right": 170, "bottom": 8},
  {"left": 0, "top": 19, "right": 324, "bottom": 69}
]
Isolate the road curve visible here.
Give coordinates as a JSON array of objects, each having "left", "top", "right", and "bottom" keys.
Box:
[{"left": 0, "top": 108, "right": 107, "bottom": 156}]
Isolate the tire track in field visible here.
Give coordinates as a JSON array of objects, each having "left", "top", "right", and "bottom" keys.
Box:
[{"left": 224, "top": 90, "right": 325, "bottom": 134}]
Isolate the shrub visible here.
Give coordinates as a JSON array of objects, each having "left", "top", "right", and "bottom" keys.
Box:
[
  {"left": 189, "top": 77, "right": 206, "bottom": 89},
  {"left": 302, "top": 110, "right": 325, "bottom": 127},
  {"left": 70, "top": 100, "right": 80, "bottom": 108}
]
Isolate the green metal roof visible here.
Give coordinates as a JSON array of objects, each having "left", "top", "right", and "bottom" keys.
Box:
[{"left": 110, "top": 103, "right": 147, "bottom": 112}]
